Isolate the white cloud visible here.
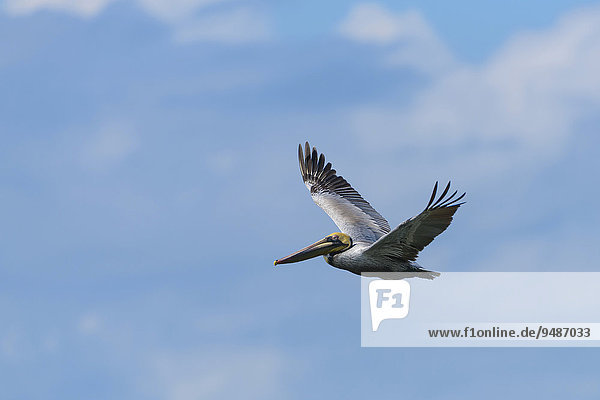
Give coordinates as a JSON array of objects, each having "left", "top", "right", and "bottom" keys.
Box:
[
  {"left": 77, "top": 313, "right": 102, "bottom": 335},
  {"left": 3, "top": 0, "right": 219, "bottom": 18},
  {"left": 338, "top": 3, "right": 418, "bottom": 44},
  {"left": 346, "top": 4, "right": 600, "bottom": 180},
  {"left": 173, "top": 6, "right": 271, "bottom": 44},
  {"left": 4, "top": 0, "right": 115, "bottom": 17},
  {"left": 338, "top": 3, "right": 455, "bottom": 74},
  {"left": 80, "top": 122, "right": 139, "bottom": 171},
  {"left": 136, "top": 0, "right": 225, "bottom": 23},
  {"left": 149, "top": 348, "right": 288, "bottom": 400},
  {"left": 3, "top": 0, "right": 271, "bottom": 44},
  {"left": 1, "top": 326, "right": 22, "bottom": 359}
]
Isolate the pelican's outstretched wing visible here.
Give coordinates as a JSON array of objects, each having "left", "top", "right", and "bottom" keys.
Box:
[
  {"left": 364, "top": 182, "right": 465, "bottom": 261},
  {"left": 298, "top": 142, "right": 390, "bottom": 242}
]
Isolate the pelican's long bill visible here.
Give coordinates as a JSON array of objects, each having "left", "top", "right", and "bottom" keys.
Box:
[{"left": 274, "top": 237, "right": 342, "bottom": 266}]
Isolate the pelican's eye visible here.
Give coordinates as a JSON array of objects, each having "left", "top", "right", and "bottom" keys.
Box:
[{"left": 331, "top": 235, "right": 338, "bottom": 241}]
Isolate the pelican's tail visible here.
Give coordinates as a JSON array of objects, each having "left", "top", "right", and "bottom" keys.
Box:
[
  {"left": 404, "top": 262, "right": 440, "bottom": 280},
  {"left": 367, "top": 263, "right": 440, "bottom": 280}
]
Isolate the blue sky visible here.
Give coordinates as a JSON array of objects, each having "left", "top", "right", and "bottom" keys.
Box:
[{"left": 1, "top": 0, "right": 600, "bottom": 398}]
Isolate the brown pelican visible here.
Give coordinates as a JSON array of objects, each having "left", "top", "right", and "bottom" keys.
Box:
[{"left": 274, "top": 142, "right": 465, "bottom": 277}]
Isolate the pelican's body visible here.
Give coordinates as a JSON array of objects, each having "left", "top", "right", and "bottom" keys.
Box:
[
  {"left": 274, "top": 142, "right": 465, "bottom": 278},
  {"left": 323, "top": 243, "right": 389, "bottom": 273},
  {"left": 323, "top": 243, "right": 392, "bottom": 272}
]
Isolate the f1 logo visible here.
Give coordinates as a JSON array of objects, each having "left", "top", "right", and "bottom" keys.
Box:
[{"left": 368, "top": 279, "right": 411, "bottom": 331}]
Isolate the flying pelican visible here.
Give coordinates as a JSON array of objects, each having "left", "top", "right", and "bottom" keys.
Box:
[{"left": 274, "top": 142, "right": 465, "bottom": 277}]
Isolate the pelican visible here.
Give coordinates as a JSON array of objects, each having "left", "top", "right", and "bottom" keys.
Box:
[{"left": 274, "top": 142, "right": 465, "bottom": 278}]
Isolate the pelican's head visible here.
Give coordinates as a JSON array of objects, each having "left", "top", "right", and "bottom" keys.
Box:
[{"left": 274, "top": 232, "right": 352, "bottom": 266}]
